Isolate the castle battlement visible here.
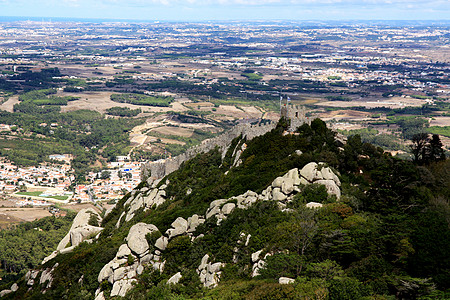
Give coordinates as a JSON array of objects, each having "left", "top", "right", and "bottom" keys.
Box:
[{"left": 141, "top": 105, "right": 309, "bottom": 180}]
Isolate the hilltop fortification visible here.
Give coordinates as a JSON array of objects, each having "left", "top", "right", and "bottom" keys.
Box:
[{"left": 141, "top": 105, "right": 310, "bottom": 180}]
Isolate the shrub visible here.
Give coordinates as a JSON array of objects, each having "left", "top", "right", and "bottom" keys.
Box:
[{"left": 259, "top": 254, "right": 304, "bottom": 279}]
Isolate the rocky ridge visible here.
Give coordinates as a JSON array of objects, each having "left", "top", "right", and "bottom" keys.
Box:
[
  {"left": 2, "top": 160, "right": 340, "bottom": 298},
  {"left": 91, "top": 161, "right": 340, "bottom": 298}
]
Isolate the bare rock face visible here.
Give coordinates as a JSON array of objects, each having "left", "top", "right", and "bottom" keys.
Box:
[
  {"left": 306, "top": 202, "right": 323, "bottom": 209},
  {"left": 42, "top": 250, "right": 58, "bottom": 265},
  {"left": 251, "top": 250, "right": 263, "bottom": 263},
  {"left": 300, "top": 162, "right": 318, "bottom": 182},
  {"left": 221, "top": 203, "right": 236, "bottom": 215},
  {"left": 57, "top": 208, "right": 102, "bottom": 251},
  {"left": 279, "top": 277, "right": 295, "bottom": 284},
  {"left": 187, "top": 214, "right": 205, "bottom": 233},
  {"left": 126, "top": 223, "right": 159, "bottom": 256},
  {"left": 0, "top": 290, "right": 12, "bottom": 297},
  {"left": 98, "top": 262, "right": 114, "bottom": 283},
  {"left": 94, "top": 291, "right": 105, "bottom": 300},
  {"left": 281, "top": 177, "right": 294, "bottom": 194},
  {"left": 197, "top": 254, "right": 224, "bottom": 288},
  {"left": 315, "top": 180, "right": 341, "bottom": 199},
  {"left": 166, "top": 217, "right": 188, "bottom": 239},
  {"left": 272, "top": 188, "right": 287, "bottom": 201},
  {"left": 167, "top": 272, "right": 182, "bottom": 285},
  {"left": 155, "top": 236, "right": 169, "bottom": 251},
  {"left": 70, "top": 225, "right": 103, "bottom": 248},
  {"left": 271, "top": 177, "right": 284, "bottom": 188},
  {"left": 286, "top": 168, "right": 301, "bottom": 185},
  {"left": 110, "top": 279, "right": 136, "bottom": 297},
  {"left": 116, "top": 244, "right": 132, "bottom": 259}
]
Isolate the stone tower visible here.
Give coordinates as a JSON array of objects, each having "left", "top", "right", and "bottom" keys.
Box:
[{"left": 280, "top": 99, "right": 309, "bottom": 131}]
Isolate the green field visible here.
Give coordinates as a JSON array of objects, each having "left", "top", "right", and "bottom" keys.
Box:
[
  {"left": 16, "top": 191, "right": 42, "bottom": 197},
  {"left": 16, "top": 191, "right": 69, "bottom": 200},
  {"left": 428, "top": 126, "right": 450, "bottom": 137}
]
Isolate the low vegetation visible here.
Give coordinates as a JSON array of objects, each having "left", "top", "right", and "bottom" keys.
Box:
[
  {"left": 106, "top": 107, "right": 141, "bottom": 117},
  {"left": 0, "top": 213, "right": 75, "bottom": 290},
  {"left": 110, "top": 93, "right": 173, "bottom": 107}
]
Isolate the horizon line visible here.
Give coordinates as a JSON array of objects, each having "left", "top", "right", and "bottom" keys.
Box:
[{"left": 0, "top": 16, "right": 449, "bottom": 24}]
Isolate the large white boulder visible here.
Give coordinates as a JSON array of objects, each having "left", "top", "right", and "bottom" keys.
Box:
[
  {"left": 272, "top": 177, "right": 284, "bottom": 188},
  {"left": 167, "top": 217, "right": 188, "bottom": 238},
  {"left": 70, "top": 225, "right": 103, "bottom": 248},
  {"left": 281, "top": 177, "right": 294, "bottom": 194},
  {"left": 155, "top": 236, "right": 169, "bottom": 251},
  {"left": 285, "top": 168, "right": 301, "bottom": 185},
  {"left": 316, "top": 180, "right": 341, "bottom": 199},
  {"left": 221, "top": 203, "right": 236, "bottom": 215},
  {"left": 187, "top": 214, "right": 204, "bottom": 233},
  {"left": 116, "top": 244, "right": 132, "bottom": 259},
  {"left": 251, "top": 250, "right": 263, "bottom": 263},
  {"left": 94, "top": 291, "right": 105, "bottom": 300},
  {"left": 57, "top": 208, "right": 102, "bottom": 251},
  {"left": 126, "top": 223, "right": 159, "bottom": 256},
  {"left": 198, "top": 254, "right": 210, "bottom": 272},
  {"left": 300, "top": 162, "right": 318, "bottom": 182},
  {"left": 167, "top": 272, "right": 182, "bottom": 285},
  {"left": 306, "top": 202, "right": 323, "bottom": 209},
  {"left": 206, "top": 205, "right": 221, "bottom": 220},
  {"left": 10, "top": 283, "right": 18, "bottom": 292},
  {"left": 272, "top": 188, "right": 287, "bottom": 201},
  {"left": 110, "top": 279, "right": 136, "bottom": 297},
  {"left": 98, "top": 261, "right": 114, "bottom": 283},
  {"left": 279, "top": 277, "right": 295, "bottom": 284}
]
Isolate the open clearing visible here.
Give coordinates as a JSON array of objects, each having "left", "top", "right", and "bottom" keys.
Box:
[
  {"left": 0, "top": 207, "right": 52, "bottom": 223},
  {"left": 150, "top": 126, "right": 194, "bottom": 137},
  {"left": 317, "top": 109, "right": 372, "bottom": 121},
  {"left": 430, "top": 117, "right": 450, "bottom": 127},
  {"left": 0, "top": 96, "right": 19, "bottom": 113},
  {"left": 316, "top": 96, "right": 427, "bottom": 109},
  {"left": 59, "top": 91, "right": 187, "bottom": 114},
  {"left": 61, "top": 203, "right": 100, "bottom": 213},
  {"left": 0, "top": 213, "right": 23, "bottom": 228}
]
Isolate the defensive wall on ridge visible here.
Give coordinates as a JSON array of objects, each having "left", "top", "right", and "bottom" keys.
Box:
[{"left": 141, "top": 105, "right": 310, "bottom": 180}]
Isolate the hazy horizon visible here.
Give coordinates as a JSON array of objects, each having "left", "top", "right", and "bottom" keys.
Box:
[{"left": 0, "top": 0, "right": 449, "bottom": 22}]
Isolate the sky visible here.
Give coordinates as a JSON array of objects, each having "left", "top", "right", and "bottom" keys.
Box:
[{"left": 0, "top": 0, "right": 449, "bottom": 21}]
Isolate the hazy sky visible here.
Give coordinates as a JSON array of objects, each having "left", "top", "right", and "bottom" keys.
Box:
[{"left": 0, "top": 0, "right": 449, "bottom": 21}]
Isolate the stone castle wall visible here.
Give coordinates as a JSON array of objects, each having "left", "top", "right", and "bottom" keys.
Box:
[
  {"left": 141, "top": 105, "right": 309, "bottom": 180},
  {"left": 141, "top": 122, "right": 277, "bottom": 180}
]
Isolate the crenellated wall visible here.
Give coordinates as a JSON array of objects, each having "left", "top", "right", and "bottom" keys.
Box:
[{"left": 141, "top": 105, "right": 309, "bottom": 180}]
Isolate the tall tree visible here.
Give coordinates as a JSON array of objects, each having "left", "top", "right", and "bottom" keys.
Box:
[
  {"left": 427, "top": 134, "right": 446, "bottom": 162},
  {"left": 410, "top": 132, "right": 429, "bottom": 163}
]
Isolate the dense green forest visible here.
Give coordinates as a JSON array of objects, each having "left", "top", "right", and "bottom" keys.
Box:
[
  {"left": 0, "top": 213, "right": 75, "bottom": 291},
  {"left": 5, "top": 119, "right": 448, "bottom": 299}
]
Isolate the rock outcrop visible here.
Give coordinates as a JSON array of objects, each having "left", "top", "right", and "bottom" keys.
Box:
[
  {"left": 0, "top": 283, "right": 18, "bottom": 297},
  {"left": 93, "top": 161, "right": 341, "bottom": 295},
  {"left": 56, "top": 208, "right": 103, "bottom": 252},
  {"left": 197, "top": 254, "right": 224, "bottom": 288},
  {"left": 118, "top": 181, "right": 168, "bottom": 227},
  {"left": 279, "top": 277, "right": 295, "bottom": 284},
  {"left": 40, "top": 209, "right": 104, "bottom": 265}
]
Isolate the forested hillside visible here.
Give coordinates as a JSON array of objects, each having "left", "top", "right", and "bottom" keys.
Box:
[
  {"left": 3, "top": 118, "right": 449, "bottom": 299},
  {"left": 0, "top": 213, "right": 75, "bottom": 291}
]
